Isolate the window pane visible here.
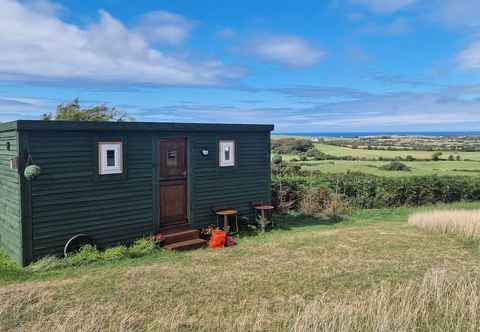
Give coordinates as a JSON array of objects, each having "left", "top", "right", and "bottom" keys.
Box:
[
  {"left": 224, "top": 146, "right": 230, "bottom": 161},
  {"left": 219, "top": 141, "right": 235, "bottom": 167},
  {"left": 106, "top": 149, "right": 116, "bottom": 167},
  {"left": 167, "top": 148, "right": 177, "bottom": 167}
]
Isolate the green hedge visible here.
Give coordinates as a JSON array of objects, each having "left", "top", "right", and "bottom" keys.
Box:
[
  {"left": 329, "top": 173, "right": 480, "bottom": 208},
  {"left": 273, "top": 173, "right": 480, "bottom": 210}
]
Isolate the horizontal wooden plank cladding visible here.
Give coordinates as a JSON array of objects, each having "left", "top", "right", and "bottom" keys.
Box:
[
  {"left": 188, "top": 132, "right": 271, "bottom": 227},
  {"left": 0, "top": 129, "right": 22, "bottom": 264},
  {"left": 28, "top": 130, "right": 155, "bottom": 259},
  {"left": 0, "top": 122, "right": 18, "bottom": 132},
  {"left": 16, "top": 120, "right": 274, "bottom": 133},
  {"left": 25, "top": 128, "right": 271, "bottom": 260}
]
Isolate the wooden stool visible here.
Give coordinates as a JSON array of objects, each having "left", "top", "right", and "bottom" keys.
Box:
[
  {"left": 252, "top": 203, "right": 275, "bottom": 228},
  {"left": 214, "top": 208, "right": 239, "bottom": 234}
]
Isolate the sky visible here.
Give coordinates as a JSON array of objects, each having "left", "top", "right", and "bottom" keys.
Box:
[{"left": 0, "top": 0, "right": 480, "bottom": 132}]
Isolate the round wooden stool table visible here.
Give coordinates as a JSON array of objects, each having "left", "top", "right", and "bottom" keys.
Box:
[
  {"left": 215, "top": 209, "right": 239, "bottom": 234},
  {"left": 253, "top": 204, "right": 274, "bottom": 227}
]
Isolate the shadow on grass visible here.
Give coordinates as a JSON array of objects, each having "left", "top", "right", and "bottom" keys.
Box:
[
  {"left": 274, "top": 213, "right": 343, "bottom": 230},
  {"left": 236, "top": 213, "right": 343, "bottom": 238}
]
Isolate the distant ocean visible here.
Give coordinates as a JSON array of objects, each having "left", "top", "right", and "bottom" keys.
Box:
[{"left": 274, "top": 131, "right": 480, "bottom": 138}]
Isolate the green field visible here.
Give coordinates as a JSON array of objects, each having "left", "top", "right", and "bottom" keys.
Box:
[
  {"left": 2, "top": 203, "right": 480, "bottom": 330},
  {"left": 281, "top": 142, "right": 480, "bottom": 177},
  {"left": 299, "top": 160, "right": 480, "bottom": 177},
  {"left": 315, "top": 143, "right": 480, "bottom": 161}
]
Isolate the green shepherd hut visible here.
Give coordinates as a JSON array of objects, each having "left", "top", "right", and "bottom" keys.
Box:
[{"left": 0, "top": 120, "right": 273, "bottom": 265}]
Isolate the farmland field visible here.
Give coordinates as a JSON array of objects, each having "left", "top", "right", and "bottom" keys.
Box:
[
  {"left": 299, "top": 160, "right": 480, "bottom": 177},
  {"left": 2, "top": 202, "right": 480, "bottom": 331},
  {"left": 315, "top": 143, "right": 480, "bottom": 161},
  {"left": 276, "top": 137, "right": 480, "bottom": 177}
]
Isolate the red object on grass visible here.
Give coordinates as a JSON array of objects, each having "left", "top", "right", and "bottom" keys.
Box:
[
  {"left": 225, "top": 235, "right": 236, "bottom": 247},
  {"left": 209, "top": 230, "right": 225, "bottom": 249}
]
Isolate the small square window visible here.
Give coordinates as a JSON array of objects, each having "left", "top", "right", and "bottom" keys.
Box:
[
  {"left": 167, "top": 147, "right": 178, "bottom": 167},
  {"left": 219, "top": 140, "right": 235, "bottom": 167},
  {"left": 98, "top": 142, "right": 123, "bottom": 175}
]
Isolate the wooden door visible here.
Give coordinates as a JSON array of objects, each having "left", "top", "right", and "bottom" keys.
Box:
[{"left": 158, "top": 138, "right": 187, "bottom": 229}]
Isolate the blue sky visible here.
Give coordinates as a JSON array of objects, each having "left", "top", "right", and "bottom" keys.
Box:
[{"left": 0, "top": 0, "right": 479, "bottom": 132}]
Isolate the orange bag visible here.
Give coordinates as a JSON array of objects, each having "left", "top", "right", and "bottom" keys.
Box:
[{"left": 209, "top": 230, "right": 226, "bottom": 249}]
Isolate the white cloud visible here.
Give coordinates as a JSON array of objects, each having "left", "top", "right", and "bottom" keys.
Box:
[
  {"left": 23, "top": 0, "right": 64, "bottom": 16},
  {"left": 429, "top": 0, "right": 480, "bottom": 71},
  {"left": 0, "top": 0, "right": 243, "bottom": 85},
  {"left": 264, "top": 85, "right": 480, "bottom": 131},
  {"left": 249, "top": 35, "right": 325, "bottom": 68},
  {"left": 0, "top": 96, "right": 58, "bottom": 120},
  {"left": 351, "top": 0, "right": 417, "bottom": 13},
  {"left": 431, "top": 0, "right": 480, "bottom": 29},
  {"left": 134, "top": 11, "right": 193, "bottom": 45},
  {"left": 458, "top": 39, "right": 480, "bottom": 71}
]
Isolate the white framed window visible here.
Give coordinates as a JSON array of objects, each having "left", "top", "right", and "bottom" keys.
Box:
[
  {"left": 219, "top": 140, "right": 235, "bottom": 167},
  {"left": 98, "top": 142, "right": 123, "bottom": 175}
]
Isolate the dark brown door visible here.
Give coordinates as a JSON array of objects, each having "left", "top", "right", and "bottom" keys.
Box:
[{"left": 158, "top": 138, "right": 187, "bottom": 229}]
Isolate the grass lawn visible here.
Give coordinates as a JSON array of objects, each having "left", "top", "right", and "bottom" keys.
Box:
[
  {"left": 2, "top": 202, "right": 480, "bottom": 331},
  {"left": 299, "top": 159, "right": 480, "bottom": 177},
  {"left": 315, "top": 143, "right": 480, "bottom": 161}
]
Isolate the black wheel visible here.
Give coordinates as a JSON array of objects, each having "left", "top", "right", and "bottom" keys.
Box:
[{"left": 64, "top": 234, "right": 94, "bottom": 256}]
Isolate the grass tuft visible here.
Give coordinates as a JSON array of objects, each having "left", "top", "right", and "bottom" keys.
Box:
[
  {"left": 409, "top": 209, "right": 480, "bottom": 240},
  {"left": 126, "top": 238, "right": 156, "bottom": 258},
  {"left": 102, "top": 245, "right": 128, "bottom": 261}
]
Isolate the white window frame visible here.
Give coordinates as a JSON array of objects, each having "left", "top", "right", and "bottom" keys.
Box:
[
  {"left": 219, "top": 140, "right": 235, "bottom": 167},
  {"left": 98, "top": 141, "right": 123, "bottom": 175}
]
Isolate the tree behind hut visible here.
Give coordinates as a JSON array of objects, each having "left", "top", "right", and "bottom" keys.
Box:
[{"left": 41, "top": 98, "right": 133, "bottom": 122}]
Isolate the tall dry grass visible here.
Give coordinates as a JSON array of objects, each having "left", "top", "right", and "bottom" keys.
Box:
[
  {"left": 289, "top": 269, "right": 480, "bottom": 332},
  {"left": 1, "top": 269, "right": 480, "bottom": 331},
  {"left": 408, "top": 209, "right": 480, "bottom": 239}
]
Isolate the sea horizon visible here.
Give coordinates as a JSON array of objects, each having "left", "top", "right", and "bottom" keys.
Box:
[{"left": 273, "top": 131, "right": 480, "bottom": 138}]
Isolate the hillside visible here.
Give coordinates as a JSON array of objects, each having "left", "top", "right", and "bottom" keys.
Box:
[{"left": 2, "top": 203, "right": 480, "bottom": 331}]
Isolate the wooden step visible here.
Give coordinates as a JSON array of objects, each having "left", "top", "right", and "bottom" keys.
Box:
[
  {"left": 162, "top": 229, "right": 200, "bottom": 245},
  {"left": 164, "top": 238, "right": 207, "bottom": 251},
  {"left": 159, "top": 223, "right": 191, "bottom": 234}
]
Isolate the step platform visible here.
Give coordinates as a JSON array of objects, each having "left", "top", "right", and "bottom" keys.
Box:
[{"left": 157, "top": 224, "right": 207, "bottom": 251}]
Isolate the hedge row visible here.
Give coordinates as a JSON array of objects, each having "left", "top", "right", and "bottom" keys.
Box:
[{"left": 273, "top": 174, "right": 480, "bottom": 210}]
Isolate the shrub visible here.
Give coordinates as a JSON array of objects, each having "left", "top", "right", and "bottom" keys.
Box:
[
  {"left": 380, "top": 161, "right": 410, "bottom": 171},
  {"left": 272, "top": 155, "right": 283, "bottom": 165},
  {"left": 432, "top": 152, "right": 443, "bottom": 161},
  {"left": 102, "top": 246, "right": 128, "bottom": 261},
  {"left": 127, "top": 239, "right": 156, "bottom": 258},
  {"left": 271, "top": 138, "right": 314, "bottom": 154},
  {"left": 66, "top": 244, "right": 101, "bottom": 266},
  {"left": 299, "top": 187, "right": 332, "bottom": 216},
  {"left": 306, "top": 149, "right": 328, "bottom": 160},
  {"left": 328, "top": 174, "right": 480, "bottom": 209},
  {"left": 325, "top": 194, "right": 352, "bottom": 219},
  {"left": 272, "top": 178, "right": 303, "bottom": 212}
]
